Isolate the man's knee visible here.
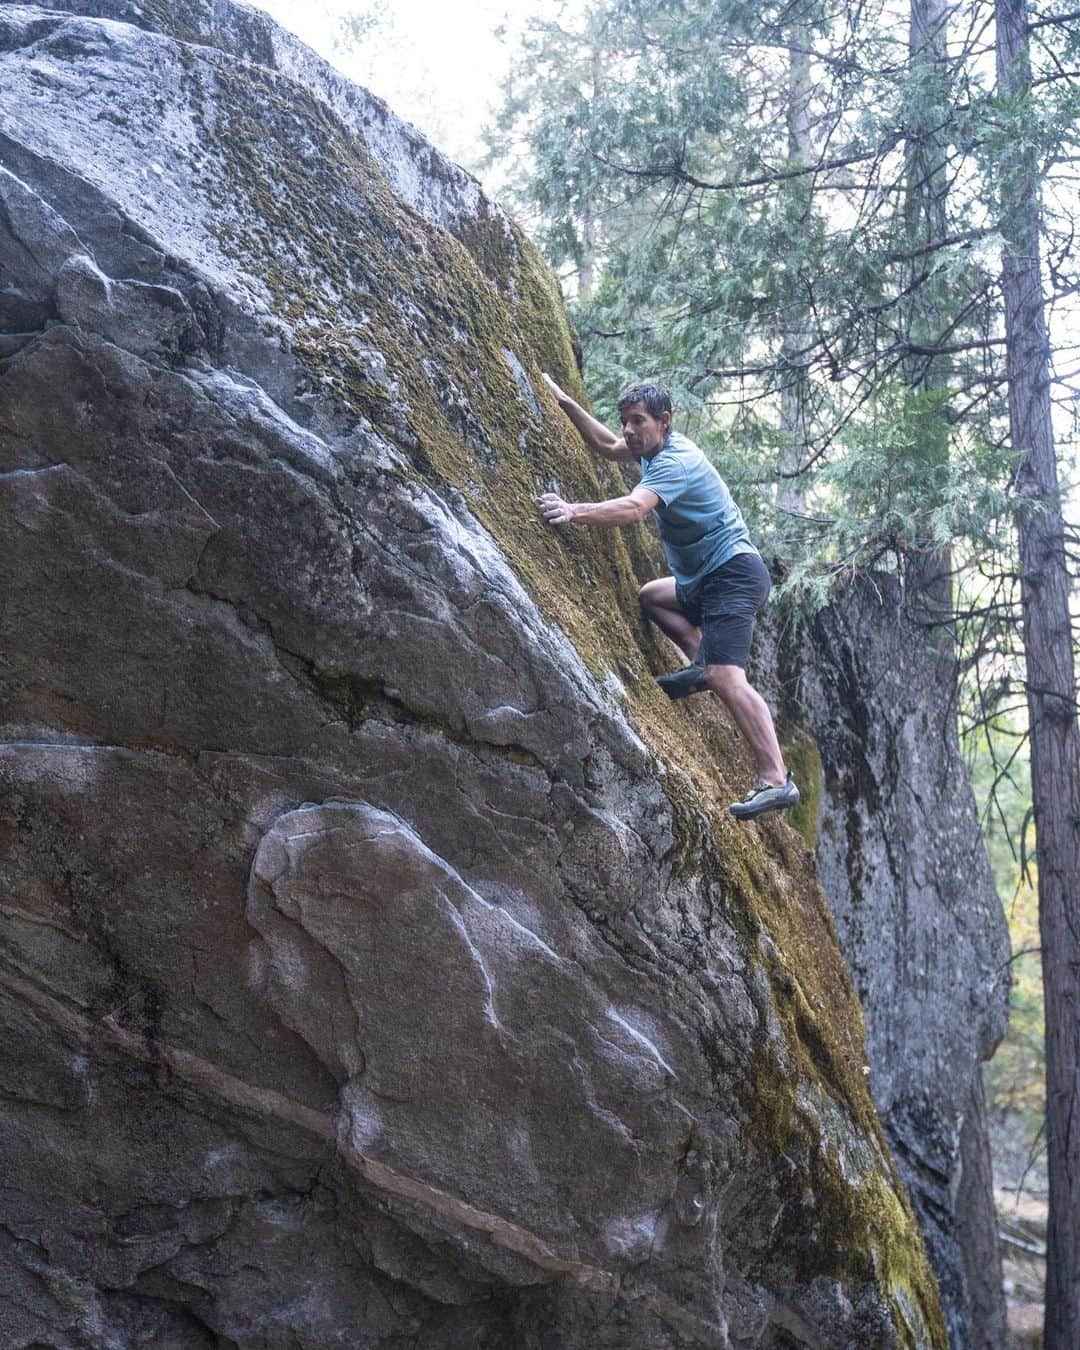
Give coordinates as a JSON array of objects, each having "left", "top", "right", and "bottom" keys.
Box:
[
  {"left": 705, "top": 663, "right": 748, "bottom": 697},
  {"left": 638, "top": 579, "right": 664, "bottom": 613}
]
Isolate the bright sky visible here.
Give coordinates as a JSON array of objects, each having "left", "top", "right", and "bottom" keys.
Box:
[{"left": 249, "top": 0, "right": 563, "bottom": 180}]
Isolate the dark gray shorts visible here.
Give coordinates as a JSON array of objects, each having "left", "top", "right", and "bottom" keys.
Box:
[{"left": 675, "top": 552, "right": 772, "bottom": 668}]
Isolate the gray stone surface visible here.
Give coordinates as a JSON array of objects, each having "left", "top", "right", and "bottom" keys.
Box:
[
  {"left": 0, "top": 3, "right": 946, "bottom": 1346},
  {"left": 756, "top": 572, "right": 1011, "bottom": 1346}
]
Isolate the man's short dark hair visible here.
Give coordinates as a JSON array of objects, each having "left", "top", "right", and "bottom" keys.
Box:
[{"left": 617, "top": 382, "right": 672, "bottom": 420}]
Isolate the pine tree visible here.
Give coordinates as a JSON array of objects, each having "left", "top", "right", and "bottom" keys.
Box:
[{"left": 995, "top": 1, "right": 1080, "bottom": 1340}]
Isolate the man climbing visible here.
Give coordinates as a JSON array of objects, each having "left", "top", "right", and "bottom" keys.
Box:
[{"left": 537, "top": 374, "right": 799, "bottom": 821}]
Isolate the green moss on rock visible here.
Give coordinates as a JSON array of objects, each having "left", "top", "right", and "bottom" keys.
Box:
[
  {"left": 780, "top": 725, "right": 824, "bottom": 850},
  {"left": 744, "top": 1035, "right": 947, "bottom": 1346}
]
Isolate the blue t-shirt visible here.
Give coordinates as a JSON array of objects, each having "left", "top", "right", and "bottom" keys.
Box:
[{"left": 639, "top": 429, "right": 757, "bottom": 585}]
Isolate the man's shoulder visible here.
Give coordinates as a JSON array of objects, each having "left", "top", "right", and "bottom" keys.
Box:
[
  {"left": 644, "top": 430, "right": 701, "bottom": 472},
  {"left": 664, "top": 429, "right": 702, "bottom": 455},
  {"left": 641, "top": 446, "right": 690, "bottom": 481}
]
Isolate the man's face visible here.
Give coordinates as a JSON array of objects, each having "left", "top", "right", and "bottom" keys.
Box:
[{"left": 620, "top": 401, "right": 670, "bottom": 457}]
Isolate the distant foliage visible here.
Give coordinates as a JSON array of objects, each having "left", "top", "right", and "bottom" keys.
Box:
[{"left": 333, "top": 2, "right": 388, "bottom": 50}]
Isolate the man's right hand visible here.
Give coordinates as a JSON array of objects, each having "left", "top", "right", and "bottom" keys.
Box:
[
  {"left": 541, "top": 372, "right": 570, "bottom": 405},
  {"left": 540, "top": 372, "right": 631, "bottom": 461},
  {"left": 537, "top": 491, "right": 577, "bottom": 525}
]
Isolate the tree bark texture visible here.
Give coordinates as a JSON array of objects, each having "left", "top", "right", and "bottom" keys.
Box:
[
  {"left": 903, "top": 0, "right": 955, "bottom": 627},
  {"left": 957, "top": 1070, "right": 1009, "bottom": 1349},
  {"left": 777, "top": 28, "right": 813, "bottom": 514},
  {"left": 996, "top": 1, "right": 1080, "bottom": 1344}
]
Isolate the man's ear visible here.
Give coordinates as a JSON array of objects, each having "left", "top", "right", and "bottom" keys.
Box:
[{"left": 660, "top": 410, "right": 672, "bottom": 434}]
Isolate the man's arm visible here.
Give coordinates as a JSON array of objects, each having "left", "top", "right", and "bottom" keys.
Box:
[
  {"left": 541, "top": 373, "right": 636, "bottom": 462},
  {"left": 538, "top": 485, "right": 660, "bottom": 526}
]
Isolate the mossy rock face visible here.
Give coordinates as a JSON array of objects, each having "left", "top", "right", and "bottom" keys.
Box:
[
  {"left": 778, "top": 725, "right": 824, "bottom": 851},
  {"left": 0, "top": 4, "right": 944, "bottom": 1347},
  {"left": 759, "top": 577, "right": 1011, "bottom": 1346}
]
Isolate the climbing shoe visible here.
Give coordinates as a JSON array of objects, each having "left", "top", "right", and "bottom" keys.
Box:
[
  {"left": 729, "top": 773, "right": 800, "bottom": 821},
  {"left": 657, "top": 663, "right": 708, "bottom": 701}
]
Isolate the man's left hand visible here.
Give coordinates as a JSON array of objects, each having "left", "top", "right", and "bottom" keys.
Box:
[{"left": 537, "top": 492, "right": 577, "bottom": 525}]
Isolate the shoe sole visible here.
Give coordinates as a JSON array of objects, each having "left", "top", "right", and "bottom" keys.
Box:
[{"left": 729, "top": 791, "right": 801, "bottom": 821}]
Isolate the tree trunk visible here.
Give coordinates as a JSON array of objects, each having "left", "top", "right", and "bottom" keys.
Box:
[
  {"left": 777, "top": 28, "right": 813, "bottom": 514},
  {"left": 957, "top": 1069, "right": 1008, "bottom": 1349},
  {"left": 996, "top": 1, "right": 1080, "bottom": 1344},
  {"left": 576, "top": 50, "right": 602, "bottom": 303},
  {"left": 903, "top": 0, "right": 954, "bottom": 629}
]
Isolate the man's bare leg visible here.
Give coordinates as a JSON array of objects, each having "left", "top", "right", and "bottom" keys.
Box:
[
  {"left": 638, "top": 577, "right": 700, "bottom": 662},
  {"left": 705, "top": 664, "right": 787, "bottom": 786}
]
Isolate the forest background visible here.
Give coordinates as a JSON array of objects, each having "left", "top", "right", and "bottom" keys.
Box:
[{"left": 255, "top": 0, "right": 1077, "bottom": 1337}]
